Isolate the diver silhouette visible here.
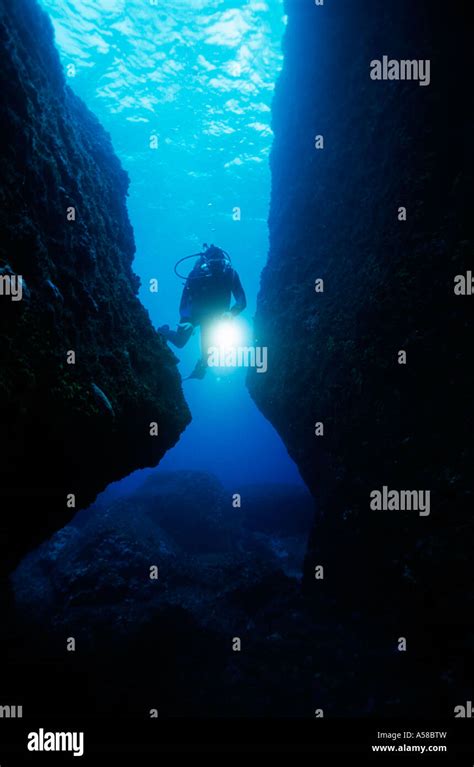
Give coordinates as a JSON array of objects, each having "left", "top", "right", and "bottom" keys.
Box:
[{"left": 158, "top": 244, "right": 247, "bottom": 379}]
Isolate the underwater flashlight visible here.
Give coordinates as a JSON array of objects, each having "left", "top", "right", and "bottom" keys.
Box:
[
  {"left": 212, "top": 319, "right": 242, "bottom": 350},
  {"left": 206, "top": 318, "right": 249, "bottom": 374}
]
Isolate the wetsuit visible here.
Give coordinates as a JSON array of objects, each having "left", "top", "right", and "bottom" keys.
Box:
[{"left": 164, "top": 257, "right": 247, "bottom": 359}]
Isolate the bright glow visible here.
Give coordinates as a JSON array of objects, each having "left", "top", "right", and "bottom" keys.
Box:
[{"left": 212, "top": 319, "right": 243, "bottom": 349}]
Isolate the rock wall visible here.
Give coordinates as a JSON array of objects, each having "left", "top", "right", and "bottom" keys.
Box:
[
  {"left": 249, "top": 0, "right": 473, "bottom": 633},
  {"left": 0, "top": 0, "right": 190, "bottom": 572}
]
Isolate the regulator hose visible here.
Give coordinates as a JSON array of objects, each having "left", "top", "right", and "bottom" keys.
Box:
[{"left": 173, "top": 247, "right": 232, "bottom": 281}]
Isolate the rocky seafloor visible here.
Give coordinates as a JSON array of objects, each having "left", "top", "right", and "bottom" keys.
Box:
[{"left": 7, "top": 470, "right": 469, "bottom": 719}]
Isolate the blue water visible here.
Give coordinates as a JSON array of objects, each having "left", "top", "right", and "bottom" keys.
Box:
[{"left": 40, "top": 0, "right": 304, "bottom": 489}]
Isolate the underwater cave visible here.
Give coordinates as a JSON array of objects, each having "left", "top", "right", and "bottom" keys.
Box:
[{"left": 0, "top": 0, "right": 472, "bottom": 754}]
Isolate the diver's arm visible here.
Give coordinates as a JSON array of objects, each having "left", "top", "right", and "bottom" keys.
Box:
[
  {"left": 179, "top": 284, "right": 193, "bottom": 323},
  {"left": 230, "top": 270, "right": 247, "bottom": 316}
]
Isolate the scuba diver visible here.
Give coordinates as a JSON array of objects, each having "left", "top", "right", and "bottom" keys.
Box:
[{"left": 158, "top": 244, "right": 247, "bottom": 379}]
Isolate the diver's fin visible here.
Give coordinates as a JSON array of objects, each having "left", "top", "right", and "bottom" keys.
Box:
[
  {"left": 157, "top": 324, "right": 170, "bottom": 339},
  {"left": 183, "top": 359, "right": 208, "bottom": 381}
]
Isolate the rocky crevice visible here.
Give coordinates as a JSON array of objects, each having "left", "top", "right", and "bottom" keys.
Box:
[
  {"left": 0, "top": 0, "right": 190, "bottom": 572},
  {"left": 249, "top": 0, "right": 472, "bottom": 630}
]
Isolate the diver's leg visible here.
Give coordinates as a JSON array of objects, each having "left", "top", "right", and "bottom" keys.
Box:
[
  {"left": 182, "top": 319, "right": 213, "bottom": 380},
  {"left": 199, "top": 319, "right": 215, "bottom": 363},
  {"left": 158, "top": 322, "right": 194, "bottom": 348}
]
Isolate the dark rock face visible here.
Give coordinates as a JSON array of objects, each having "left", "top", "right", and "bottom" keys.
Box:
[
  {"left": 249, "top": 0, "right": 472, "bottom": 640},
  {"left": 0, "top": 0, "right": 190, "bottom": 572}
]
